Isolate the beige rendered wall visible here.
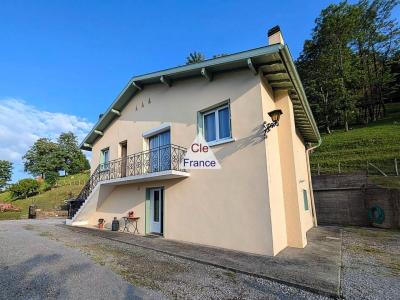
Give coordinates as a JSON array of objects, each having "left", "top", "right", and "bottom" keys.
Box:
[
  {"left": 89, "top": 70, "right": 276, "bottom": 255},
  {"left": 273, "top": 90, "right": 313, "bottom": 248},
  {"left": 88, "top": 183, "right": 146, "bottom": 231},
  {"left": 259, "top": 79, "right": 288, "bottom": 255},
  {"left": 72, "top": 184, "right": 114, "bottom": 226},
  {"left": 293, "top": 130, "right": 314, "bottom": 233}
]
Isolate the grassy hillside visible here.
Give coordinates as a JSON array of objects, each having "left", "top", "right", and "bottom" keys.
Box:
[
  {"left": 310, "top": 102, "right": 400, "bottom": 176},
  {"left": 0, "top": 172, "right": 89, "bottom": 220}
]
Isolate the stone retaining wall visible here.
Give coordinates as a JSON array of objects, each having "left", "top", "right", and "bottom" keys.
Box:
[{"left": 313, "top": 175, "right": 400, "bottom": 228}]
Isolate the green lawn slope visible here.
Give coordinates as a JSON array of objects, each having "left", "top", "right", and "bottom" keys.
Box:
[
  {"left": 0, "top": 172, "right": 89, "bottom": 220},
  {"left": 310, "top": 102, "right": 400, "bottom": 176}
]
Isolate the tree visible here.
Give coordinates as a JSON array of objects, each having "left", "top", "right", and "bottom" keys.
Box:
[
  {"left": 351, "top": 0, "right": 400, "bottom": 122},
  {"left": 58, "top": 132, "right": 90, "bottom": 175},
  {"left": 9, "top": 178, "right": 40, "bottom": 199},
  {"left": 297, "top": 40, "right": 343, "bottom": 133},
  {"left": 186, "top": 51, "right": 205, "bottom": 64},
  {"left": 296, "top": 0, "right": 399, "bottom": 131},
  {"left": 389, "top": 50, "right": 400, "bottom": 102},
  {"left": 302, "top": 2, "right": 360, "bottom": 131},
  {"left": 0, "top": 160, "right": 12, "bottom": 190},
  {"left": 22, "top": 132, "right": 90, "bottom": 178},
  {"left": 23, "top": 138, "right": 63, "bottom": 177},
  {"left": 44, "top": 171, "right": 58, "bottom": 187}
]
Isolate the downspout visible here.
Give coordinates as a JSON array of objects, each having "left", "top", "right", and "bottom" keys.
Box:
[{"left": 306, "top": 139, "right": 322, "bottom": 227}]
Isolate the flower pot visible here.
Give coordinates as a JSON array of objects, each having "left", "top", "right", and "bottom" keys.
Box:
[{"left": 98, "top": 218, "right": 105, "bottom": 229}]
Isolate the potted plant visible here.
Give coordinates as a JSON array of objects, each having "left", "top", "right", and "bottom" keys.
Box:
[{"left": 98, "top": 218, "right": 105, "bottom": 229}]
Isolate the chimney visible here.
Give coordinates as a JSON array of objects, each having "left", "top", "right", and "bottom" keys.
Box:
[{"left": 268, "top": 25, "right": 284, "bottom": 45}]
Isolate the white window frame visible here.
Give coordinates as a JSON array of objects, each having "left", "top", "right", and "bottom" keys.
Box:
[{"left": 202, "top": 104, "right": 233, "bottom": 145}]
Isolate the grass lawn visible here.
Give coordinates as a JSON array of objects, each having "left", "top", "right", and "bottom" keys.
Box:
[
  {"left": 56, "top": 171, "right": 89, "bottom": 186},
  {"left": 0, "top": 211, "right": 23, "bottom": 220},
  {"left": 310, "top": 102, "right": 400, "bottom": 176},
  {"left": 0, "top": 172, "right": 89, "bottom": 219}
]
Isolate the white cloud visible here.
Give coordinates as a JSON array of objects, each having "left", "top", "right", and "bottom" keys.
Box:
[{"left": 0, "top": 98, "right": 93, "bottom": 181}]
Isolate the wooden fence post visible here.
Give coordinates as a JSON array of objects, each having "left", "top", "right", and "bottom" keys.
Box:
[
  {"left": 395, "top": 158, "right": 399, "bottom": 176},
  {"left": 338, "top": 162, "right": 341, "bottom": 174},
  {"left": 317, "top": 163, "right": 320, "bottom": 175}
]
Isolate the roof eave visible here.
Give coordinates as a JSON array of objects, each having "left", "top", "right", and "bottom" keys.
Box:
[
  {"left": 79, "top": 44, "right": 284, "bottom": 150},
  {"left": 79, "top": 43, "right": 321, "bottom": 150},
  {"left": 279, "top": 45, "right": 321, "bottom": 144}
]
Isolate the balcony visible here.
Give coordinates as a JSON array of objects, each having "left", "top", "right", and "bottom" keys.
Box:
[
  {"left": 97, "top": 144, "right": 188, "bottom": 183},
  {"left": 68, "top": 144, "right": 188, "bottom": 219}
]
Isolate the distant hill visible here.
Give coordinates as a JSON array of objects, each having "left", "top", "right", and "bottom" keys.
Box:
[
  {"left": 310, "top": 102, "right": 400, "bottom": 177},
  {"left": 0, "top": 172, "right": 89, "bottom": 220}
]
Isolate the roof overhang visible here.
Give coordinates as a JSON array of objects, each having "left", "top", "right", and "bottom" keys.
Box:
[{"left": 80, "top": 44, "right": 321, "bottom": 150}]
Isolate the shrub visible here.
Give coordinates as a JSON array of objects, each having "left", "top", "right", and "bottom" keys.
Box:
[
  {"left": 9, "top": 178, "right": 40, "bottom": 199},
  {"left": 44, "top": 171, "right": 58, "bottom": 187},
  {"left": 42, "top": 182, "right": 52, "bottom": 192}
]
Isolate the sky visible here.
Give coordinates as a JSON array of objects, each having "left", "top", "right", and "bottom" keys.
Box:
[{"left": 0, "top": 0, "right": 397, "bottom": 182}]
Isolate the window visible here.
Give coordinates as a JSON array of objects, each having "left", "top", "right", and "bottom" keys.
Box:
[
  {"left": 100, "top": 148, "right": 110, "bottom": 170},
  {"left": 149, "top": 130, "right": 171, "bottom": 172},
  {"left": 202, "top": 104, "right": 231, "bottom": 143},
  {"left": 303, "top": 189, "right": 309, "bottom": 211}
]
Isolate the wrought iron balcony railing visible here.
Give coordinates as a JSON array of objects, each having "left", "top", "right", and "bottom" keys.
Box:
[{"left": 68, "top": 144, "right": 187, "bottom": 219}]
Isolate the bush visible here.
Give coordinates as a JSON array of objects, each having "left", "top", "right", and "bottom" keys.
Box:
[
  {"left": 9, "top": 178, "right": 40, "bottom": 200},
  {"left": 44, "top": 171, "right": 58, "bottom": 187},
  {"left": 42, "top": 182, "right": 52, "bottom": 192}
]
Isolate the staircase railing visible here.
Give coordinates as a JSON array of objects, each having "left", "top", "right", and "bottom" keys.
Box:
[{"left": 68, "top": 144, "right": 187, "bottom": 219}]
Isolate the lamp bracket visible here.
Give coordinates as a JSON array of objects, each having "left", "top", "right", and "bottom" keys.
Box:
[{"left": 263, "top": 121, "right": 279, "bottom": 137}]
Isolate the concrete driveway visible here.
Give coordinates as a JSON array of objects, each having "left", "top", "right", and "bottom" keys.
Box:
[{"left": 0, "top": 219, "right": 160, "bottom": 300}]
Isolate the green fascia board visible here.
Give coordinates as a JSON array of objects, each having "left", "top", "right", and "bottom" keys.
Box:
[
  {"left": 80, "top": 42, "right": 320, "bottom": 149},
  {"left": 279, "top": 45, "right": 321, "bottom": 144},
  {"left": 132, "top": 44, "right": 283, "bottom": 82},
  {"left": 80, "top": 44, "right": 283, "bottom": 150}
]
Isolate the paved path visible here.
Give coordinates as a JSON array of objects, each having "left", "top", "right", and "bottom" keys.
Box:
[
  {"left": 65, "top": 224, "right": 341, "bottom": 297},
  {"left": 0, "top": 219, "right": 160, "bottom": 300}
]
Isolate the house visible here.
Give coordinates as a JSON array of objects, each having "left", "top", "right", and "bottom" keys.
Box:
[{"left": 67, "top": 26, "right": 321, "bottom": 256}]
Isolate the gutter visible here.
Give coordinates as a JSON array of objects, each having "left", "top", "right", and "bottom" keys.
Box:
[{"left": 305, "top": 138, "right": 322, "bottom": 227}]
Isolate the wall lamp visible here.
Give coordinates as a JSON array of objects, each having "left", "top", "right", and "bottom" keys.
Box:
[{"left": 263, "top": 109, "right": 283, "bottom": 137}]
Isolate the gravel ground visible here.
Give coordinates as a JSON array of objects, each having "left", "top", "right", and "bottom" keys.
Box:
[
  {"left": 340, "top": 227, "right": 400, "bottom": 300},
  {"left": 0, "top": 219, "right": 329, "bottom": 300},
  {"left": 2, "top": 219, "right": 399, "bottom": 299},
  {"left": 0, "top": 219, "right": 160, "bottom": 300}
]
